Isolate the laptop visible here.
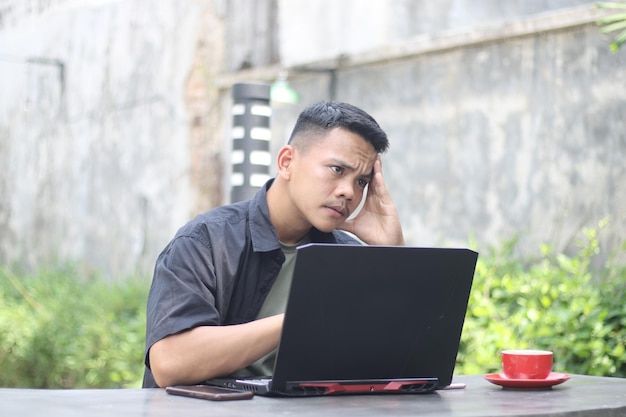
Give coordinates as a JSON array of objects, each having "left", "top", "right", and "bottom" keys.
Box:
[{"left": 207, "top": 243, "right": 478, "bottom": 396}]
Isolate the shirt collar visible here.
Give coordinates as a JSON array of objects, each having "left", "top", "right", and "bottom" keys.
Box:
[{"left": 248, "top": 179, "right": 281, "bottom": 252}]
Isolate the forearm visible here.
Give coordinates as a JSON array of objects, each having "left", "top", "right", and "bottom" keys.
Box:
[{"left": 149, "top": 314, "right": 283, "bottom": 387}]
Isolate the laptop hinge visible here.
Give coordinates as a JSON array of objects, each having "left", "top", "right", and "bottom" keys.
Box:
[{"left": 291, "top": 378, "right": 439, "bottom": 395}]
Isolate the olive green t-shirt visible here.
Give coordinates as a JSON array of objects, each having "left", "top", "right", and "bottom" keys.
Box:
[{"left": 235, "top": 236, "right": 310, "bottom": 377}]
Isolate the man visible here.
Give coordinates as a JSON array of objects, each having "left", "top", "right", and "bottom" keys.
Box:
[{"left": 143, "top": 101, "right": 404, "bottom": 388}]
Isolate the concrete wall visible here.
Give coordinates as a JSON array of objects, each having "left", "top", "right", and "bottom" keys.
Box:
[
  {"left": 260, "top": 3, "right": 626, "bottom": 262},
  {"left": 0, "top": 0, "right": 213, "bottom": 276},
  {"left": 1, "top": 0, "right": 624, "bottom": 277},
  {"left": 278, "top": 0, "right": 593, "bottom": 65}
]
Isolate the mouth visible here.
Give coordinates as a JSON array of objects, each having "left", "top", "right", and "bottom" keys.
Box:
[{"left": 325, "top": 204, "right": 348, "bottom": 218}]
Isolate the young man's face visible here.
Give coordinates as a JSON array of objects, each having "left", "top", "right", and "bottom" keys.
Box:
[{"left": 287, "top": 128, "right": 378, "bottom": 233}]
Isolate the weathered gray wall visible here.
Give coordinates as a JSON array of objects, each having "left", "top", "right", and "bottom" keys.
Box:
[
  {"left": 370, "top": 25, "right": 624, "bottom": 257},
  {"left": 1, "top": 0, "right": 624, "bottom": 277},
  {"left": 267, "top": 4, "right": 626, "bottom": 262},
  {"left": 0, "top": 0, "right": 214, "bottom": 276},
  {"left": 278, "top": 0, "right": 594, "bottom": 65}
]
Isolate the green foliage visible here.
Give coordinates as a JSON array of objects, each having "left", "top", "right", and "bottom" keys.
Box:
[
  {"left": 458, "top": 220, "right": 626, "bottom": 377},
  {"left": 2, "top": 222, "right": 625, "bottom": 387},
  {"left": 0, "top": 265, "right": 148, "bottom": 388},
  {"left": 597, "top": 2, "right": 626, "bottom": 52}
]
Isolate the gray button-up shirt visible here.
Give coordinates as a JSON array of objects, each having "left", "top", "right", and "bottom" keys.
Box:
[{"left": 142, "top": 180, "right": 360, "bottom": 387}]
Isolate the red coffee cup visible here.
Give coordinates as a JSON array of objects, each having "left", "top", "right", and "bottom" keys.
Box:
[{"left": 501, "top": 349, "right": 553, "bottom": 379}]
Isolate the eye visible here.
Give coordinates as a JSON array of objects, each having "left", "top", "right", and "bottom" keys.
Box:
[
  {"left": 330, "top": 166, "right": 344, "bottom": 175},
  {"left": 356, "top": 178, "right": 369, "bottom": 188}
]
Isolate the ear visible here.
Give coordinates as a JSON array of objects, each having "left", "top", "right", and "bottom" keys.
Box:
[{"left": 276, "top": 145, "right": 295, "bottom": 180}]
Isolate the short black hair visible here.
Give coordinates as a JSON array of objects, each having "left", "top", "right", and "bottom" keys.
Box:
[{"left": 288, "top": 102, "right": 389, "bottom": 153}]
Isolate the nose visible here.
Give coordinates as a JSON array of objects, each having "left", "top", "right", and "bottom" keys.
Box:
[{"left": 335, "top": 178, "right": 356, "bottom": 202}]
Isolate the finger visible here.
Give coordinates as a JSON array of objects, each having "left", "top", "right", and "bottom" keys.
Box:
[
  {"left": 367, "top": 156, "right": 382, "bottom": 196},
  {"left": 375, "top": 154, "right": 383, "bottom": 171},
  {"left": 370, "top": 156, "right": 391, "bottom": 201}
]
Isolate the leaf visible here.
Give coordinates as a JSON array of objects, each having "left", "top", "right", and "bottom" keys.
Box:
[
  {"left": 597, "top": 13, "right": 626, "bottom": 25},
  {"left": 596, "top": 2, "right": 626, "bottom": 9},
  {"left": 613, "top": 27, "right": 626, "bottom": 44},
  {"left": 599, "top": 19, "right": 626, "bottom": 34}
]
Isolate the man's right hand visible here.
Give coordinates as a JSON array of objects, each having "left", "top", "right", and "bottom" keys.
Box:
[{"left": 148, "top": 314, "right": 284, "bottom": 388}]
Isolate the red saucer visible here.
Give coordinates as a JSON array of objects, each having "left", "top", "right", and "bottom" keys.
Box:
[{"left": 484, "top": 372, "right": 571, "bottom": 389}]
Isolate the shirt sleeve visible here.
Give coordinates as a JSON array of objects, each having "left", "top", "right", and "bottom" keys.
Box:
[{"left": 144, "top": 233, "right": 221, "bottom": 366}]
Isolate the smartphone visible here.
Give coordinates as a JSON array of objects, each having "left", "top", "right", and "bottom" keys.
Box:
[{"left": 165, "top": 385, "right": 254, "bottom": 401}]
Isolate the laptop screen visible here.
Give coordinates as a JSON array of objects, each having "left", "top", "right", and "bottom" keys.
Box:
[{"left": 271, "top": 244, "right": 478, "bottom": 393}]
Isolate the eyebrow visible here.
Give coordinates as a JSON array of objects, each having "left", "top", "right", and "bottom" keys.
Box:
[{"left": 329, "top": 158, "right": 374, "bottom": 180}]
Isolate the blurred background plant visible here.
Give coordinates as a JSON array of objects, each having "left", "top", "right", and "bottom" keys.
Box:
[
  {"left": 597, "top": 2, "right": 626, "bottom": 52},
  {"left": 1, "top": 219, "right": 625, "bottom": 387},
  {"left": 0, "top": 266, "right": 148, "bottom": 388},
  {"left": 458, "top": 218, "right": 626, "bottom": 377}
]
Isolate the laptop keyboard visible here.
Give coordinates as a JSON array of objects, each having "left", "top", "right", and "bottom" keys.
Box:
[{"left": 235, "top": 377, "right": 272, "bottom": 386}]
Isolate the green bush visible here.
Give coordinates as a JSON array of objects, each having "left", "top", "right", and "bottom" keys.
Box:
[
  {"left": 0, "top": 265, "right": 148, "bottom": 388},
  {"left": 1, "top": 221, "right": 624, "bottom": 387},
  {"left": 458, "top": 220, "right": 626, "bottom": 377}
]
